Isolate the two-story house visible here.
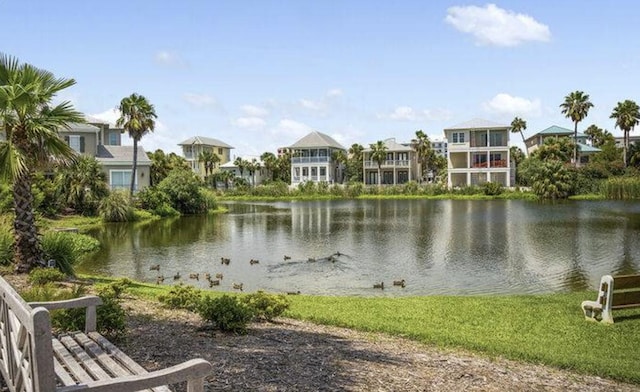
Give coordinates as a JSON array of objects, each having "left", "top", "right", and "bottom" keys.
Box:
[
  {"left": 289, "top": 131, "right": 346, "bottom": 185},
  {"left": 525, "top": 125, "right": 600, "bottom": 165},
  {"left": 178, "top": 136, "right": 234, "bottom": 179},
  {"left": 444, "top": 118, "right": 511, "bottom": 187},
  {"left": 363, "top": 138, "right": 416, "bottom": 185},
  {"left": 63, "top": 117, "right": 151, "bottom": 191}
]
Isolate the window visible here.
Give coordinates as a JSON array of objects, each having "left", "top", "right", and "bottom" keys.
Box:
[
  {"left": 108, "top": 132, "right": 118, "bottom": 145},
  {"left": 452, "top": 132, "right": 465, "bottom": 143},
  {"left": 110, "top": 170, "right": 132, "bottom": 190},
  {"left": 320, "top": 167, "right": 326, "bottom": 176},
  {"left": 311, "top": 167, "right": 317, "bottom": 176},
  {"left": 66, "top": 135, "right": 85, "bottom": 153},
  {"left": 490, "top": 132, "right": 505, "bottom": 146},
  {"left": 398, "top": 152, "right": 408, "bottom": 161},
  {"left": 218, "top": 148, "right": 223, "bottom": 155},
  {"left": 302, "top": 167, "right": 309, "bottom": 176}
]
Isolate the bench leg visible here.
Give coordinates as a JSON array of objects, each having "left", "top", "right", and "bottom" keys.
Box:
[
  {"left": 187, "top": 377, "right": 206, "bottom": 392},
  {"left": 601, "top": 308, "right": 614, "bottom": 324},
  {"left": 581, "top": 301, "right": 601, "bottom": 321}
]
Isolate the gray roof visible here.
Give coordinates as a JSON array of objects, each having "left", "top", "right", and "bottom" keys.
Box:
[
  {"left": 364, "top": 138, "right": 412, "bottom": 152},
  {"left": 61, "top": 122, "right": 101, "bottom": 133},
  {"left": 444, "top": 118, "right": 510, "bottom": 131},
  {"left": 178, "top": 136, "right": 234, "bottom": 149},
  {"left": 289, "top": 131, "right": 345, "bottom": 149},
  {"left": 220, "top": 156, "right": 264, "bottom": 168},
  {"left": 578, "top": 143, "right": 601, "bottom": 153},
  {"left": 95, "top": 145, "right": 151, "bottom": 165}
]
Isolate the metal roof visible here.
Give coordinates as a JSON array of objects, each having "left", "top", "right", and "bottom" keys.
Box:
[
  {"left": 364, "top": 138, "right": 412, "bottom": 152},
  {"left": 95, "top": 145, "right": 151, "bottom": 165},
  {"left": 178, "top": 136, "right": 234, "bottom": 149},
  {"left": 289, "top": 131, "right": 345, "bottom": 149},
  {"left": 444, "top": 118, "right": 510, "bottom": 130}
]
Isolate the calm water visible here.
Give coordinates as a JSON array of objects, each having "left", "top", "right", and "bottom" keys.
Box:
[{"left": 78, "top": 199, "right": 640, "bottom": 296}]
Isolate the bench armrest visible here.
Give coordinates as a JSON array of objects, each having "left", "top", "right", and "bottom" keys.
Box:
[
  {"left": 29, "top": 296, "right": 103, "bottom": 332},
  {"left": 56, "top": 358, "right": 213, "bottom": 392}
]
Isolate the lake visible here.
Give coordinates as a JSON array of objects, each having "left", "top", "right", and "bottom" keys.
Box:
[{"left": 78, "top": 199, "right": 640, "bottom": 296}]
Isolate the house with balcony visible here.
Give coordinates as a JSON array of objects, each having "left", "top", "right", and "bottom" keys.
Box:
[
  {"left": 178, "top": 136, "right": 234, "bottom": 179},
  {"left": 444, "top": 118, "right": 511, "bottom": 187},
  {"left": 289, "top": 131, "right": 346, "bottom": 185},
  {"left": 363, "top": 138, "right": 416, "bottom": 185},
  {"left": 525, "top": 125, "right": 600, "bottom": 165}
]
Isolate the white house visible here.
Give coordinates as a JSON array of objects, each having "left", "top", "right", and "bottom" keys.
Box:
[{"left": 289, "top": 131, "right": 346, "bottom": 185}]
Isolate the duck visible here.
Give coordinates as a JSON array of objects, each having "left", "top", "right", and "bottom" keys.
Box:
[
  {"left": 393, "top": 279, "right": 406, "bottom": 288},
  {"left": 189, "top": 273, "right": 199, "bottom": 280},
  {"left": 156, "top": 275, "right": 165, "bottom": 284},
  {"left": 286, "top": 290, "right": 301, "bottom": 295},
  {"left": 149, "top": 264, "right": 160, "bottom": 271},
  {"left": 327, "top": 255, "right": 337, "bottom": 263},
  {"left": 204, "top": 273, "right": 211, "bottom": 281},
  {"left": 215, "top": 273, "right": 224, "bottom": 280},
  {"left": 250, "top": 259, "right": 260, "bottom": 265},
  {"left": 173, "top": 272, "right": 181, "bottom": 280},
  {"left": 232, "top": 283, "right": 244, "bottom": 291},
  {"left": 283, "top": 255, "right": 291, "bottom": 261},
  {"left": 220, "top": 257, "right": 231, "bottom": 265},
  {"left": 373, "top": 282, "right": 384, "bottom": 290},
  {"left": 333, "top": 251, "right": 343, "bottom": 257},
  {"left": 307, "top": 257, "right": 316, "bottom": 262},
  {"left": 209, "top": 279, "right": 220, "bottom": 287}
]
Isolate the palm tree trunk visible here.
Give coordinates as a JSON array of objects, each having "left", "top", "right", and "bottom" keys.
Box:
[
  {"left": 130, "top": 138, "right": 139, "bottom": 197},
  {"left": 13, "top": 171, "right": 42, "bottom": 273},
  {"left": 377, "top": 167, "right": 382, "bottom": 187},
  {"left": 573, "top": 122, "right": 578, "bottom": 167},
  {"left": 520, "top": 131, "right": 527, "bottom": 156},
  {"left": 624, "top": 130, "right": 629, "bottom": 167}
]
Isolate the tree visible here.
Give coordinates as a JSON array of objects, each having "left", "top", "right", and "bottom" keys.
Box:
[
  {"left": 0, "top": 54, "right": 83, "bottom": 272},
  {"left": 246, "top": 158, "right": 259, "bottom": 186},
  {"left": 531, "top": 136, "right": 573, "bottom": 163},
  {"left": 583, "top": 124, "right": 614, "bottom": 148},
  {"left": 147, "top": 149, "right": 190, "bottom": 186},
  {"left": 531, "top": 160, "right": 573, "bottom": 200},
  {"left": 260, "top": 152, "right": 278, "bottom": 181},
  {"left": 411, "top": 130, "right": 433, "bottom": 181},
  {"left": 369, "top": 141, "right": 388, "bottom": 187},
  {"left": 116, "top": 93, "right": 157, "bottom": 197},
  {"left": 510, "top": 117, "right": 527, "bottom": 151},
  {"left": 332, "top": 150, "right": 347, "bottom": 183},
  {"left": 347, "top": 143, "right": 364, "bottom": 182},
  {"left": 628, "top": 142, "right": 640, "bottom": 168},
  {"left": 560, "top": 91, "right": 594, "bottom": 167},
  {"left": 610, "top": 99, "right": 640, "bottom": 167},
  {"left": 198, "top": 150, "right": 219, "bottom": 180},
  {"left": 234, "top": 157, "right": 247, "bottom": 179},
  {"left": 61, "top": 155, "right": 109, "bottom": 216}
]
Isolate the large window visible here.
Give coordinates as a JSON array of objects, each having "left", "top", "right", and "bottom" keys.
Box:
[
  {"left": 452, "top": 132, "right": 465, "bottom": 143},
  {"left": 108, "top": 132, "right": 118, "bottom": 145},
  {"left": 66, "top": 135, "right": 84, "bottom": 153},
  {"left": 319, "top": 167, "right": 326, "bottom": 176},
  {"left": 490, "top": 132, "right": 506, "bottom": 147},
  {"left": 110, "top": 170, "right": 132, "bottom": 190}
]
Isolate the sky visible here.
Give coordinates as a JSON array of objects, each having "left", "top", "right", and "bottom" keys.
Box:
[{"left": 1, "top": 1, "right": 639, "bottom": 156}]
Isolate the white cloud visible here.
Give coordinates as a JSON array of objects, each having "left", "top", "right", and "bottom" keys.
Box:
[
  {"left": 241, "top": 104, "right": 269, "bottom": 117},
  {"left": 379, "top": 106, "right": 452, "bottom": 122},
  {"left": 232, "top": 117, "right": 267, "bottom": 129},
  {"left": 183, "top": 93, "right": 220, "bottom": 110},
  {"left": 273, "top": 119, "right": 313, "bottom": 139},
  {"left": 154, "top": 50, "right": 188, "bottom": 67},
  {"left": 483, "top": 93, "right": 541, "bottom": 117},
  {"left": 445, "top": 4, "right": 551, "bottom": 47},
  {"left": 89, "top": 108, "right": 120, "bottom": 125},
  {"left": 326, "top": 88, "right": 343, "bottom": 97}
]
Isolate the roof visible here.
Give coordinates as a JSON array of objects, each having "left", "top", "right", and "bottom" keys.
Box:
[
  {"left": 60, "top": 123, "right": 101, "bottom": 133},
  {"left": 289, "top": 131, "right": 345, "bottom": 149},
  {"left": 444, "top": 118, "right": 510, "bottom": 131},
  {"left": 364, "top": 138, "right": 412, "bottom": 152},
  {"left": 178, "top": 136, "right": 234, "bottom": 149},
  {"left": 525, "top": 125, "right": 588, "bottom": 144},
  {"left": 220, "top": 156, "right": 264, "bottom": 168},
  {"left": 95, "top": 145, "right": 151, "bottom": 165},
  {"left": 577, "top": 143, "right": 601, "bottom": 153}
]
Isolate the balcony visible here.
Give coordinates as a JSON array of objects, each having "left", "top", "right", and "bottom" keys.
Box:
[
  {"left": 471, "top": 160, "right": 508, "bottom": 168},
  {"left": 291, "top": 156, "right": 330, "bottom": 164},
  {"left": 364, "top": 160, "right": 410, "bottom": 168}
]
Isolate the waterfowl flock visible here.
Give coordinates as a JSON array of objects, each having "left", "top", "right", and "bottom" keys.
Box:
[{"left": 148, "top": 251, "right": 405, "bottom": 294}]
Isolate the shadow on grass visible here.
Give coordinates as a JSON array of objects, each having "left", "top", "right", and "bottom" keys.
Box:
[{"left": 122, "top": 313, "right": 410, "bottom": 392}]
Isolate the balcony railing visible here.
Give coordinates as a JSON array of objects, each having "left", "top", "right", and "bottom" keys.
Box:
[
  {"left": 471, "top": 160, "right": 508, "bottom": 168},
  {"left": 364, "top": 160, "right": 410, "bottom": 168},
  {"left": 292, "top": 175, "right": 322, "bottom": 182},
  {"left": 291, "top": 156, "right": 329, "bottom": 164}
]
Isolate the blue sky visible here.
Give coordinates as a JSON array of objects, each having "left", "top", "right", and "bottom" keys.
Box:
[{"left": 1, "top": 1, "right": 639, "bottom": 155}]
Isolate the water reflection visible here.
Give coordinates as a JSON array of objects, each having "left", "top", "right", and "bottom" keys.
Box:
[{"left": 79, "top": 200, "right": 640, "bottom": 296}]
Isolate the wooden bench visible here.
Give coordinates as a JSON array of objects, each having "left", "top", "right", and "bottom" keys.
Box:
[
  {"left": 0, "top": 275, "right": 212, "bottom": 391},
  {"left": 581, "top": 274, "right": 640, "bottom": 324}
]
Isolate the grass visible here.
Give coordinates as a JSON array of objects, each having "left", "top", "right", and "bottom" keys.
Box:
[{"left": 82, "top": 275, "right": 640, "bottom": 384}]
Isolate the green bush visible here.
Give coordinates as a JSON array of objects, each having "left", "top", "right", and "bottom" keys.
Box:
[
  {"left": 41, "top": 232, "right": 79, "bottom": 276},
  {"left": 136, "top": 186, "right": 180, "bottom": 217},
  {"left": 99, "top": 190, "right": 135, "bottom": 222},
  {"left": 158, "top": 284, "right": 202, "bottom": 311},
  {"left": 0, "top": 229, "right": 13, "bottom": 266},
  {"left": 483, "top": 181, "right": 503, "bottom": 196},
  {"left": 157, "top": 170, "right": 207, "bottom": 214},
  {"left": 28, "top": 267, "right": 65, "bottom": 285},
  {"left": 602, "top": 177, "right": 640, "bottom": 200},
  {"left": 197, "top": 294, "right": 253, "bottom": 333},
  {"left": 241, "top": 291, "right": 290, "bottom": 322}
]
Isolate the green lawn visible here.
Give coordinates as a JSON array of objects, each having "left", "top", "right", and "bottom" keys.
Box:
[{"left": 89, "top": 277, "right": 640, "bottom": 384}]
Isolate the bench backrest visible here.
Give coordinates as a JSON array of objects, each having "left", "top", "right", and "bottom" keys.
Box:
[
  {"left": 611, "top": 274, "right": 640, "bottom": 308},
  {"left": 0, "top": 275, "right": 55, "bottom": 392}
]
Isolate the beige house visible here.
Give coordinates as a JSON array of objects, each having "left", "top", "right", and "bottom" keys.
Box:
[
  {"left": 444, "top": 119, "right": 511, "bottom": 187},
  {"left": 289, "top": 131, "right": 346, "bottom": 185},
  {"left": 363, "top": 138, "right": 417, "bottom": 185},
  {"left": 525, "top": 125, "right": 601, "bottom": 165},
  {"left": 178, "top": 136, "right": 234, "bottom": 179}
]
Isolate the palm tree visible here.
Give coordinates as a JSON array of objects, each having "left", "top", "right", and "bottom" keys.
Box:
[
  {"left": 628, "top": 141, "right": 640, "bottom": 168},
  {"left": 234, "top": 157, "right": 246, "bottom": 179},
  {"left": 510, "top": 117, "right": 527, "bottom": 151},
  {"left": 332, "top": 150, "right": 347, "bottom": 183},
  {"left": 260, "top": 152, "right": 278, "bottom": 181},
  {"left": 116, "top": 93, "right": 157, "bottom": 197},
  {"left": 369, "top": 141, "right": 388, "bottom": 187},
  {"left": 198, "top": 150, "right": 219, "bottom": 180},
  {"left": 560, "top": 91, "right": 594, "bottom": 167},
  {"left": 348, "top": 143, "right": 364, "bottom": 182},
  {"left": 411, "top": 130, "right": 432, "bottom": 181},
  {"left": 610, "top": 100, "right": 640, "bottom": 167},
  {"left": 0, "top": 54, "right": 83, "bottom": 272}
]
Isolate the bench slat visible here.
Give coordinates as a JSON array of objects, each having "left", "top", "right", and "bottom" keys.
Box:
[
  {"left": 73, "top": 332, "right": 133, "bottom": 378},
  {"left": 60, "top": 334, "right": 112, "bottom": 380},
  {"left": 613, "top": 275, "right": 640, "bottom": 290},
  {"left": 54, "top": 356, "right": 77, "bottom": 386},
  {"left": 52, "top": 337, "right": 94, "bottom": 383},
  {"left": 612, "top": 290, "right": 640, "bottom": 308}
]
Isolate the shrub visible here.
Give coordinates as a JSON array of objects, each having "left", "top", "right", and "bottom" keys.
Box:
[
  {"left": 41, "top": 232, "right": 79, "bottom": 276},
  {"left": 0, "top": 230, "right": 13, "bottom": 266},
  {"left": 158, "top": 284, "right": 202, "bottom": 312},
  {"left": 136, "top": 186, "right": 180, "bottom": 217},
  {"left": 28, "top": 267, "right": 65, "bottom": 285},
  {"left": 157, "top": 170, "right": 207, "bottom": 214},
  {"left": 483, "top": 182, "right": 503, "bottom": 196},
  {"left": 241, "top": 291, "right": 290, "bottom": 322},
  {"left": 197, "top": 294, "right": 253, "bottom": 333},
  {"left": 99, "top": 190, "right": 135, "bottom": 222},
  {"left": 531, "top": 161, "right": 573, "bottom": 200}
]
